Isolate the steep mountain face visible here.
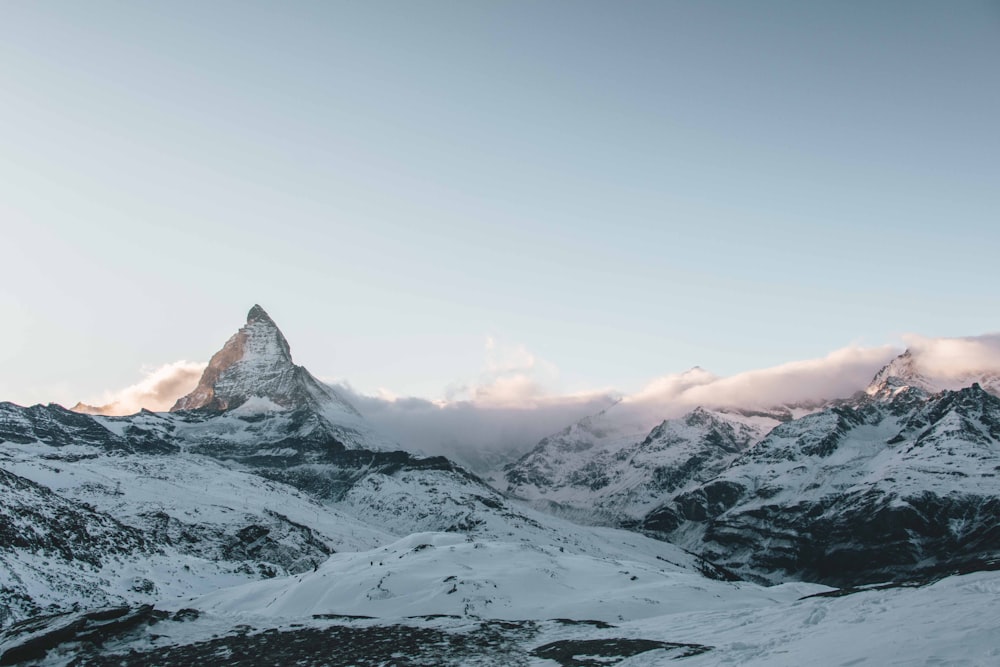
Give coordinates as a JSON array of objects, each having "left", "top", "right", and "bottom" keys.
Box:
[
  {"left": 643, "top": 365, "right": 1000, "bottom": 586},
  {"left": 173, "top": 305, "right": 358, "bottom": 416},
  {"left": 503, "top": 403, "right": 786, "bottom": 523},
  {"left": 501, "top": 346, "right": 1000, "bottom": 587}
]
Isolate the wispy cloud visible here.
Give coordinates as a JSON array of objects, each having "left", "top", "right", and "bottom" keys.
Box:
[
  {"left": 332, "top": 337, "right": 617, "bottom": 469},
  {"left": 648, "top": 344, "right": 899, "bottom": 410},
  {"left": 902, "top": 333, "right": 1000, "bottom": 378},
  {"left": 339, "top": 384, "right": 617, "bottom": 472},
  {"left": 74, "top": 361, "right": 206, "bottom": 415},
  {"left": 443, "top": 337, "right": 563, "bottom": 407},
  {"left": 567, "top": 344, "right": 900, "bottom": 435}
]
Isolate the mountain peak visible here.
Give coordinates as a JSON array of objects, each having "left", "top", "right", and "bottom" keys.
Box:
[
  {"left": 866, "top": 350, "right": 928, "bottom": 398},
  {"left": 247, "top": 304, "right": 274, "bottom": 325},
  {"left": 171, "top": 305, "right": 357, "bottom": 416}
]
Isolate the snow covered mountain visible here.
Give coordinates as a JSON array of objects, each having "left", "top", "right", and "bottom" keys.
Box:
[
  {"left": 643, "top": 353, "right": 1000, "bottom": 586},
  {"left": 0, "top": 399, "right": 398, "bottom": 624},
  {"left": 0, "top": 305, "right": 730, "bottom": 633},
  {"left": 169, "top": 304, "right": 389, "bottom": 455},
  {"left": 500, "top": 345, "right": 1000, "bottom": 589},
  {"left": 3, "top": 313, "right": 1000, "bottom": 664},
  {"left": 503, "top": 405, "right": 787, "bottom": 523},
  {"left": 172, "top": 305, "right": 358, "bottom": 416}
]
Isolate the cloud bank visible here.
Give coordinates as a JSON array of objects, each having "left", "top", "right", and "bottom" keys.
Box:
[
  {"left": 340, "top": 387, "right": 617, "bottom": 472},
  {"left": 629, "top": 344, "right": 900, "bottom": 412},
  {"left": 903, "top": 333, "right": 1000, "bottom": 379},
  {"left": 331, "top": 337, "right": 618, "bottom": 470},
  {"left": 74, "top": 361, "right": 206, "bottom": 416}
]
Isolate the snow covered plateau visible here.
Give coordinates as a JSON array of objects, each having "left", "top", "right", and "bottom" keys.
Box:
[{"left": 1, "top": 306, "right": 998, "bottom": 665}]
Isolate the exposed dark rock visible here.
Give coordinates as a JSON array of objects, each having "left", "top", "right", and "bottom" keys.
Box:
[
  {"left": 0, "top": 605, "right": 156, "bottom": 665},
  {"left": 64, "top": 618, "right": 541, "bottom": 667},
  {"left": 531, "top": 637, "right": 712, "bottom": 666}
]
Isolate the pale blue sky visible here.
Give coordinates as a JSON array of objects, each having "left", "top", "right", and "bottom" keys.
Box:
[{"left": 2, "top": 1, "right": 998, "bottom": 406}]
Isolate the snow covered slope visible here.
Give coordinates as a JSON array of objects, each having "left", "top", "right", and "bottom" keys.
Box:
[
  {"left": 609, "top": 568, "right": 1000, "bottom": 666},
  {"left": 195, "top": 531, "right": 819, "bottom": 623},
  {"left": 503, "top": 403, "right": 788, "bottom": 523},
  {"left": 0, "top": 460, "right": 304, "bottom": 627},
  {"left": 0, "top": 426, "right": 401, "bottom": 626},
  {"left": 10, "top": 566, "right": 998, "bottom": 665}
]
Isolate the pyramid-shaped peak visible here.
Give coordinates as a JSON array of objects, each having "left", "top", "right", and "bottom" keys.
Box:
[{"left": 171, "top": 305, "right": 357, "bottom": 416}]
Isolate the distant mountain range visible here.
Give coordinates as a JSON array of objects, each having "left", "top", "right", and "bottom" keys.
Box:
[
  {"left": 2, "top": 305, "right": 998, "bottom": 664},
  {"left": 504, "top": 344, "right": 1000, "bottom": 585}
]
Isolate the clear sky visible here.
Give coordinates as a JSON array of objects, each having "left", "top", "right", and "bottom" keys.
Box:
[{"left": 2, "top": 1, "right": 998, "bottom": 407}]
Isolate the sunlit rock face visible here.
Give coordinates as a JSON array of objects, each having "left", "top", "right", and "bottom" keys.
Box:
[{"left": 172, "top": 305, "right": 359, "bottom": 417}]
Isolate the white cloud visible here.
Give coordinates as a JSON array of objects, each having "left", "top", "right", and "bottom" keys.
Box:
[
  {"left": 339, "top": 337, "right": 618, "bottom": 469},
  {"left": 73, "top": 334, "right": 1000, "bottom": 471},
  {"left": 340, "top": 342, "right": 899, "bottom": 470},
  {"left": 628, "top": 344, "right": 900, "bottom": 412},
  {"left": 65, "top": 340, "right": 904, "bottom": 466},
  {"left": 74, "top": 361, "right": 206, "bottom": 416},
  {"left": 903, "top": 333, "right": 1000, "bottom": 378},
  {"left": 444, "top": 337, "right": 562, "bottom": 407},
  {"left": 340, "top": 385, "right": 617, "bottom": 472}
]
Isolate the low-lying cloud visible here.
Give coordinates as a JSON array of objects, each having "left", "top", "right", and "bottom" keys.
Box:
[
  {"left": 74, "top": 361, "right": 206, "bottom": 416},
  {"left": 903, "top": 333, "right": 1000, "bottom": 380},
  {"left": 339, "top": 386, "right": 618, "bottom": 472},
  {"left": 630, "top": 344, "right": 900, "bottom": 412},
  {"left": 330, "top": 337, "right": 617, "bottom": 469}
]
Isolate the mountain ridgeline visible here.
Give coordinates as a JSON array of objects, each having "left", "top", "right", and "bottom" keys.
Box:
[
  {"left": 2, "top": 304, "right": 999, "bottom": 649},
  {"left": 503, "top": 349, "right": 1000, "bottom": 585}
]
